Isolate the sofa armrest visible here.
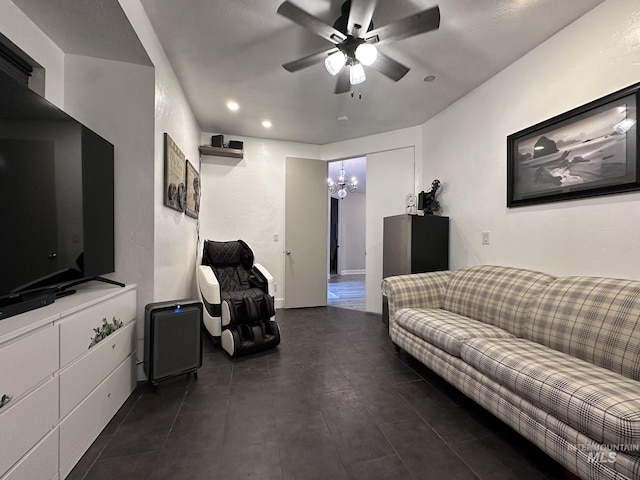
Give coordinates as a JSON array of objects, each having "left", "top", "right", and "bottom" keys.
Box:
[{"left": 381, "top": 271, "right": 451, "bottom": 328}]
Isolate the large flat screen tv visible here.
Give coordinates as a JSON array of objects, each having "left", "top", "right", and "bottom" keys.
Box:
[{"left": 0, "top": 68, "right": 116, "bottom": 319}]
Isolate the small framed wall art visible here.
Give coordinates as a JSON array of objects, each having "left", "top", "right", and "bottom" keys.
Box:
[
  {"left": 164, "top": 133, "right": 186, "bottom": 212},
  {"left": 507, "top": 82, "right": 640, "bottom": 207},
  {"left": 185, "top": 160, "right": 200, "bottom": 219}
]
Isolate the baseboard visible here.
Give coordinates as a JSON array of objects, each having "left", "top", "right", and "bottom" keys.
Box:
[
  {"left": 275, "top": 298, "right": 285, "bottom": 309},
  {"left": 339, "top": 269, "right": 366, "bottom": 275}
]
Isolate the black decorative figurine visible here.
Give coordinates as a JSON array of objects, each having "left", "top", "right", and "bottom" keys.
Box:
[{"left": 419, "top": 179, "right": 441, "bottom": 215}]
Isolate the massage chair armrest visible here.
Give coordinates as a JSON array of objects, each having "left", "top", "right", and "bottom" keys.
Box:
[
  {"left": 197, "top": 264, "right": 221, "bottom": 305},
  {"left": 252, "top": 263, "right": 275, "bottom": 296}
]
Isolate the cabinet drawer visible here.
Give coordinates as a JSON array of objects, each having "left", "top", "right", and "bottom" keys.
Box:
[
  {"left": 0, "top": 325, "right": 58, "bottom": 402},
  {"left": 1, "top": 428, "right": 58, "bottom": 480},
  {"left": 0, "top": 377, "right": 58, "bottom": 476},
  {"left": 60, "top": 321, "right": 135, "bottom": 418},
  {"left": 59, "top": 356, "right": 135, "bottom": 479},
  {"left": 60, "top": 289, "right": 136, "bottom": 368}
]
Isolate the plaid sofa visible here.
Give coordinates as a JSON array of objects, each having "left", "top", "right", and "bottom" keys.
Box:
[{"left": 382, "top": 265, "right": 640, "bottom": 480}]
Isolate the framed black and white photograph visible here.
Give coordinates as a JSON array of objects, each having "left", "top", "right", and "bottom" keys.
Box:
[
  {"left": 164, "top": 133, "right": 186, "bottom": 212},
  {"left": 185, "top": 160, "right": 200, "bottom": 219},
  {"left": 507, "top": 82, "right": 640, "bottom": 207}
]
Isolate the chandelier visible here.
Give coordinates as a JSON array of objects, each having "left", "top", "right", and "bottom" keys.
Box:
[{"left": 328, "top": 162, "right": 358, "bottom": 199}]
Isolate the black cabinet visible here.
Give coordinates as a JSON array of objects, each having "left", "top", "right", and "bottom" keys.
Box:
[{"left": 382, "top": 214, "right": 449, "bottom": 324}]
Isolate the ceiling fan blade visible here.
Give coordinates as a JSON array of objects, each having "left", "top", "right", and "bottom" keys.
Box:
[
  {"left": 369, "top": 51, "right": 410, "bottom": 81},
  {"left": 283, "top": 47, "right": 338, "bottom": 72},
  {"left": 366, "top": 5, "right": 440, "bottom": 46},
  {"left": 277, "top": 1, "right": 346, "bottom": 43},
  {"left": 334, "top": 69, "right": 351, "bottom": 94},
  {"left": 347, "top": 0, "right": 377, "bottom": 37}
]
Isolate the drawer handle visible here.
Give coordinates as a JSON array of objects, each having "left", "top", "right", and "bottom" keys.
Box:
[{"left": 0, "top": 394, "right": 12, "bottom": 409}]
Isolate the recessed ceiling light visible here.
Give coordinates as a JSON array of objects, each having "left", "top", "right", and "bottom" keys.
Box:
[
  {"left": 227, "top": 101, "right": 239, "bottom": 111},
  {"left": 262, "top": 120, "right": 272, "bottom": 128},
  {"left": 424, "top": 75, "right": 436, "bottom": 82}
]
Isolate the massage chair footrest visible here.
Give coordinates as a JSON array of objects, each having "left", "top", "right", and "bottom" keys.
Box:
[{"left": 222, "top": 319, "right": 280, "bottom": 357}]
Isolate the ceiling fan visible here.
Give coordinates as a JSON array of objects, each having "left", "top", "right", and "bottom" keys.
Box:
[{"left": 277, "top": 0, "right": 440, "bottom": 94}]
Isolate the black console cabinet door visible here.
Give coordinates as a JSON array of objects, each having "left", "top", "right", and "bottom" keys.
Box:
[
  {"left": 383, "top": 214, "right": 449, "bottom": 278},
  {"left": 382, "top": 214, "right": 449, "bottom": 324}
]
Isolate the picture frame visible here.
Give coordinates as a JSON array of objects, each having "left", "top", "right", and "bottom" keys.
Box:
[
  {"left": 507, "top": 82, "right": 640, "bottom": 207},
  {"left": 164, "top": 133, "right": 186, "bottom": 212},
  {"left": 185, "top": 160, "right": 200, "bottom": 219}
]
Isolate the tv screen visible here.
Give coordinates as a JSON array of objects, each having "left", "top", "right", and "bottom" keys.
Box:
[{"left": 0, "top": 68, "right": 115, "bottom": 311}]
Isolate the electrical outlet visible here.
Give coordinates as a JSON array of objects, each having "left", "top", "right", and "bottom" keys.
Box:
[
  {"left": 482, "top": 231, "right": 490, "bottom": 245},
  {"left": 273, "top": 234, "right": 279, "bottom": 242},
  {"left": 274, "top": 283, "right": 278, "bottom": 292}
]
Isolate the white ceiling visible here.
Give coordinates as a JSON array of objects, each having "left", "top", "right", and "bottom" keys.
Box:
[
  {"left": 12, "top": 0, "right": 605, "bottom": 145},
  {"left": 138, "top": 0, "right": 605, "bottom": 144},
  {"left": 11, "top": 0, "right": 151, "bottom": 66}
]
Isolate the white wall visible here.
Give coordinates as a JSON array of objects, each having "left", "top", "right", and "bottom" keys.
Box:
[
  {"left": 199, "top": 134, "right": 321, "bottom": 306},
  {"left": 0, "top": 0, "right": 64, "bottom": 106},
  {"left": 116, "top": 0, "right": 205, "bottom": 378},
  {"left": 339, "top": 192, "right": 366, "bottom": 274},
  {"left": 119, "top": 0, "right": 202, "bottom": 305},
  {"left": 63, "top": 54, "right": 155, "bottom": 367},
  {"left": 422, "top": 0, "right": 640, "bottom": 279}
]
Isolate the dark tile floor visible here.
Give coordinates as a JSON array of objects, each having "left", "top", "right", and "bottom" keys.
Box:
[{"left": 68, "top": 307, "right": 567, "bottom": 480}]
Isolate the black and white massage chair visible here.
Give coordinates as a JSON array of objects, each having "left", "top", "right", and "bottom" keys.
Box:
[{"left": 197, "top": 239, "right": 280, "bottom": 357}]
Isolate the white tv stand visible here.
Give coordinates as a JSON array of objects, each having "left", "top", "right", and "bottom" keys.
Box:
[{"left": 0, "top": 283, "right": 137, "bottom": 479}]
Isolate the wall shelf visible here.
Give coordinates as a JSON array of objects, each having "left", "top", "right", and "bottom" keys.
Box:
[{"left": 199, "top": 145, "right": 243, "bottom": 159}]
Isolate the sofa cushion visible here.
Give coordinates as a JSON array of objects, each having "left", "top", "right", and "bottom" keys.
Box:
[
  {"left": 395, "top": 308, "right": 515, "bottom": 357},
  {"left": 524, "top": 276, "right": 640, "bottom": 381},
  {"left": 443, "top": 265, "right": 555, "bottom": 336},
  {"left": 460, "top": 337, "right": 640, "bottom": 447}
]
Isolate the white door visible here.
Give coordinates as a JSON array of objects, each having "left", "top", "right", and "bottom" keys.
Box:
[
  {"left": 284, "top": 157, "right": 328, "bottom": 308},
  {"left": 365, "top": 147, "right": 415, "bottom": 313}
]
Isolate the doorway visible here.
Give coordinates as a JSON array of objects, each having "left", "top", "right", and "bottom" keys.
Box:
[
  {"left": 329, "top": 197, "right": 339, "bottom": 275},
  {"left": 327, "top": 157, "right": 366, "bottom": 311}
]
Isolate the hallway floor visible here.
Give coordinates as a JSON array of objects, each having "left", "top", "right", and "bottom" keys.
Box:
[
  {"left": 68, "top": 307, "right": 566, "bottom": 480},
  {"left": 328, "top": 274, "right": 365, "bottom": 311}
]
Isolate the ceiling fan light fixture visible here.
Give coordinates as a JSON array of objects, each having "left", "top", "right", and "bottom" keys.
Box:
[
  {"left": 355, "top": 43, "right": 377, "bottom": 66},
  {"left": 325, "top": 51, "right": 346, "bottom": 75},
  {"left": 350, "top": 63, "right": 366, "bottom": 85}
]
